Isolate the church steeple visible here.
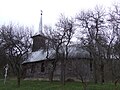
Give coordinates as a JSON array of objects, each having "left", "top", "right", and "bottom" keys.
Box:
[
  {"left": 32, "top": 10, "right": 47, "bottom": 52},
  {"left": 39, "top": 10, "right": 43, "bottom": 35}
]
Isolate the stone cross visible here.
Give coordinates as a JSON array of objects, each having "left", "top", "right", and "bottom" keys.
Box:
[{"left": 4, "top": 64, "right": 9, "bottom": 84}]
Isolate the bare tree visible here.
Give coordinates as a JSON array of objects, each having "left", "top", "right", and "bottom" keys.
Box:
[
  {"left": 55, "top": 15, "right": 75, "bottom": 85},
  {"left": 0, "top": 24, "right": 32, "bottom": 87},
  {"left": 76, "top": 6, "right": 107, "bottom": 84},
  {"left": 108, "top": 4, "right": 120, "bottom": 86},
  {"left": 44, "top": 14, "right": 75, "bottom": 84}
]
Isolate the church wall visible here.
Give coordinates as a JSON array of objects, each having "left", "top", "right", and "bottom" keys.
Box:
[
  {"left": 22, "top": 58, "right": 120, "bottom": 82},
  {"left": 22, "top": 58, "right": 92, "bottom": 81}
]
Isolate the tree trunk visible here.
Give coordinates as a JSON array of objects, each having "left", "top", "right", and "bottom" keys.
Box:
[
  {"left": 16, "top": 64, "right": 21, "bottom": 87},
  {"left": 49, "top": 49, "right": 58, "bottom": 82},
  {"left": 17, "top": 68, "right": 21, "bottom": 87},
  {"left": 61, "top": 57, "right": 65, "bottom": 85},
  {"left": 90, "top": 59, "right": 93, "bottom": 71},
  {"left": 17, "top": 76, "right": 21, "bottom": 87},
  {"left": 79, "top": 74, "right": 87, "bottom": 90},
  {"left": 83, "top": 83, "right": 87, "bottom": 90},
  {"left": 110, "top": 59, "right": 114, "bottom": 82},
  {"left": 49, "top": 71, "right": 54, "bottom": 82},
  {"left": 100, "top": 60, "right": 104, "bottom": 84},
  {"left": 93, "top": 60, "right": 98, "bottom": 84},
  {"left": 49, "top": 63, "right": 56, "bottom": 82}
]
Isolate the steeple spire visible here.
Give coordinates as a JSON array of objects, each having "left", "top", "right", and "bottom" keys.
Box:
[{"left": 39, "top": 10, "right": 43, "bottom": 35}]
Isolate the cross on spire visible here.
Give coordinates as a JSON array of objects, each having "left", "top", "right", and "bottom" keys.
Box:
[{"left": 41, "top": 10, "right": 43, "bottom": 15}]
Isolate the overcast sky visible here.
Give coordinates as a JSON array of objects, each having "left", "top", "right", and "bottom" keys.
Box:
[{"left": 0, "top": 0, "right": 119, "bottom": 33}]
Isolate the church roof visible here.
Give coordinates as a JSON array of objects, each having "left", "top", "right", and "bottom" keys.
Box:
[
  {"left": 23, "top": 45, "right": 90, "bottom": 64},
  {"left": 22, "top": 49, "right": 54, "bottom": 63},
  {"left": 68, "top": 45, "right": 89, "bottom": 59}
]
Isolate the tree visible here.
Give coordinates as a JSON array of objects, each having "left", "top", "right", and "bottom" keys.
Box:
[
  {"left": 56, "top": 15, "right": 75, "bottom": 85},
  {"left": 108, "top": 4, "right": 120, "bottom": 85},
  {"left": 0, "top": 24, "right": 32, "bottom": 87},
  {"left": 44, "top": 14, "right": 75, "bottom": 84},
  {"left": 76, "top": 6, "right": 107, "bottom": 84}
]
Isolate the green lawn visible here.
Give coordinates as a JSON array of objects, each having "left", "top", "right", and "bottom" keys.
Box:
[{"left": 0, "top": 79, "right": 120, "bottom": 90}]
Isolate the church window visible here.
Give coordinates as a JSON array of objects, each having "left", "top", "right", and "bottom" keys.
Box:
[{"left": 41, "top": 62, "right": 45, "bottom": 72}]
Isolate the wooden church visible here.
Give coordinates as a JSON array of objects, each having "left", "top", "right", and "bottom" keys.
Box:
[{"left": 22, "top": 11, "right": 92, "bottom": 81}]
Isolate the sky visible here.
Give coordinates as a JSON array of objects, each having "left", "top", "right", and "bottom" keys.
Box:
[{"left": 0, "top": 0, "right": 119, "bottom": 33}]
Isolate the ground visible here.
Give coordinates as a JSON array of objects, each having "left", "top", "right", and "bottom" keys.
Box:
[{"left": 0, "top": 80, "right": 120, "bottom": 90}]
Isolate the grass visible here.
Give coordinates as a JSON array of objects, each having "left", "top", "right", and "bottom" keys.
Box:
[{"left": 0, "top": 79, "right": 120, "bottom": 90}]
